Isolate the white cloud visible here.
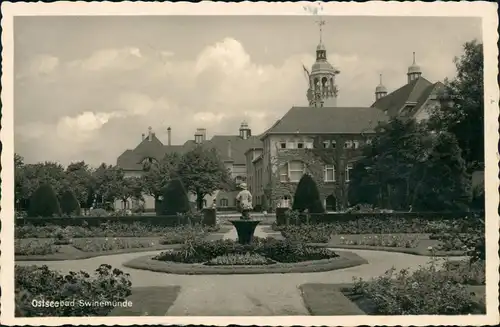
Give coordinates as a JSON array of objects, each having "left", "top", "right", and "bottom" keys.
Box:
[
  {"left": 30, "top": 54, "right": 60, "bottom": 75},
  {"left": 15, "top": 36, "right": 458, "bottom": 166}
]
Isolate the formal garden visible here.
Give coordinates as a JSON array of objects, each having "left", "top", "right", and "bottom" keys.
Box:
[{"left": 15, "top": 40, "right": 487, "bottom": 317}]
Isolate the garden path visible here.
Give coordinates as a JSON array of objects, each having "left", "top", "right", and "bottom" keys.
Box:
[{"left": 16, "top": 226, "right": 466, "bottom": 316}]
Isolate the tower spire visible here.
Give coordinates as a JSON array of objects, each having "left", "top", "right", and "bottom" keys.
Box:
[
  {"left": 379, "top": 73, "right": 383, "bottom": 85},
  {"left": 413, "top": 51, "right": 416, "bottom": 64},
  {"left": 316, "top": 16, "right": 325, "bottom": 44}
]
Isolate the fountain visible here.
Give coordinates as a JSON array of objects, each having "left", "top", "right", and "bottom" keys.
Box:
[{"left": 230, "top": 183, "right": 260, "bottom": 245}]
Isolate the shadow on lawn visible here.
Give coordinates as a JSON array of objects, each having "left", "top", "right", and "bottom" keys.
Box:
[{"left": 109, "top": 286, "right": 181, "bottom": 316}]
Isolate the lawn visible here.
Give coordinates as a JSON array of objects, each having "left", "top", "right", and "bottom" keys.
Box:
[{"left": 108, "top": 286, "right": 181, "bottom": 316}]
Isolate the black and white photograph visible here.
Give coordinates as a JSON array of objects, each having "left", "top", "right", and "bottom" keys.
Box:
[{"left": 1, "top": 1, "right": 498, "bottom": 325}]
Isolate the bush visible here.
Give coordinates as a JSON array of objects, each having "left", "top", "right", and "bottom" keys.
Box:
[
  {"left": 154, "top": 237, "right": 338, "bottom": 264},
  {"left": 292, "top": 174, "right": 324, "bottom": 213},
  {"left": 162, "top": 178, "right": 191, "bottom": 215},
  {"left": 60, "top": 188, "right": 81, "bottom": 216},
  {"left": 15, "top": 264, "right": 132, "bottom": 317},
  {"left": 71, "top": 238, "right": 155, "bottom": 252},
  {"left": 28, "top": 184, "right": 62, "bottom": 218},
  {"left": 350, "top": 261, "right": 485, "bottom": 315},
  {"left": 15, "top": 239, "right": 59, "bottom": 255}
]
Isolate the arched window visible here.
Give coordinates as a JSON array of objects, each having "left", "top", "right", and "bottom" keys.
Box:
[
  {"left": 220, "top": 198, "right": 229, "bottom": 207},
  {"left": 321, "top": 77, "right": 328, "bottom": 88}
]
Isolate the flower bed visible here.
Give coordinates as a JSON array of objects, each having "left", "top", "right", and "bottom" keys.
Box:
[
  {"left": 71, "top": 238, "right": 158, "bottom": 252},
  {"left": 205, "top": 253, "right": 275, "bottom": 266},
  {"left": 15, "top": 222, "right": 218, "bottom": 239},
  {"left": 154, "top": 237, "right": 338, "bottom": 264},
  {"left": 15, "top": 264, "right": 132, "bottom": 317},
  {"left": 346, "top": 259, "right": 485, "bottom": 315},
  {"left": 15, "top": 239, "right": 59, "bottom": 255},
  {"left": 338, "top": 234, "right": 421, "bottom": 248}
]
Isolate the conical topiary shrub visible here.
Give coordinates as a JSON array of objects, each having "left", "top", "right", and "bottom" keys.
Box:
[
  {"left": 292, "top": 174, "right": 324, "bottom": 214},
  {"left": 60, "top": 188, "right": 81, "bottom": 216},
  {"left": 162, "top": 178, "right": 191, "bottom": 215},
  {"left": 28, "top": 183, "right": 62, "bottom": 217}
]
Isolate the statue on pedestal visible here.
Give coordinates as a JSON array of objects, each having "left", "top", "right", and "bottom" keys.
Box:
[{"left": 236, "top": 183, "right": 253, "bottom": 220}]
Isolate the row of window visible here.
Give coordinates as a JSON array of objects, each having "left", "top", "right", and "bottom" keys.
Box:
[
  {"left": 279, "top": 161, "right": 353, "bottom": 183},
  {"left": 278, "top": 139, "right": 372, "bottom": 150}
]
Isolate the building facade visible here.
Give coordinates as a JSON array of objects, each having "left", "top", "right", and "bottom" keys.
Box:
[{"left": 116, "top": 38, "right": 443, "bottom": 212}]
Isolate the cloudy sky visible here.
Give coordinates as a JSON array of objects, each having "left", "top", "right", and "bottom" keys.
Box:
[{"left": 14, "top": 15, "right": 481, "bottom": 166}]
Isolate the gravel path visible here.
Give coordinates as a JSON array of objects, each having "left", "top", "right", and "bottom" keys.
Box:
[{"left": 16, "top": 226, "right": 466, "bottom": 316}]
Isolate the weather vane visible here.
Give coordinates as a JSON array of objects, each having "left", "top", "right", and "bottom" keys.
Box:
[{"left": 303, "top": 2, "right": 325, "bottom": 43}]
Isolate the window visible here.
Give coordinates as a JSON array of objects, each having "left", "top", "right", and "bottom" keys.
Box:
[
  {"left": 220, "top": 198, "right": 229, "bottom": 207},
  {"left": 324, "top": 165, "right": 335, "bottom": 182},
  {"left": 345, "top": 164, "right": 353, "bottom": 182},
  {"left": 344, "top": 140, "right": 353, "bottom": 149},
  {"left": 279, "top": 142, "right": 286, "bottom": 149},
  {"left": 279, "top": 164, "right": 288, "bottom": 182},
  {"left": 305, "top": 141, "right": 314, "bottom": 149},
  {"left": 331, "top": 140, "right": 336, "bottom": 149},
  {"left": 323, "top": 140, "right": 330, "bottom": 148},
  {"left": 297, "top": 142, "right": 304, "bottom": 149},
  {"left": 352, "top": 141, "right": 359, "bottom": 149},
  {"left": 289, "top": 161, "right": 305, "bottom": 182},
  {"left": 280, "top": 195, "right": 291, "bottom": 208}
]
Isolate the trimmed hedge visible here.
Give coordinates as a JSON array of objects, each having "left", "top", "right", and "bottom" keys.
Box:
[
  {"left": 17, "top": 209, "right": 218, "bottom": 227},
  {"left": 275, "top": 209, "right": 476, "bottom": 226}
]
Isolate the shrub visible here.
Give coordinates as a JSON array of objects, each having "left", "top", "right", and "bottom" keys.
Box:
[
  {"left": 89, "top": 208, "right": 108, "bottom": 217},
  {"left": 350, "top": 261, "right": 485, "bottom": 315},
  {"left": 60, "top": 188, "right": 81, "bottom": 216},
  {"left": 15, "top": 264, "right": 132, "bottom": 317},
  {"left": 280, "top": 224, "right": 332, "bottom": 243},
  {"left": 205, "top": 253, "right": 275, "bottom": 266},
  {"left": 28, "top": 184, "right": 62, "bottom": 218},
  {"left": 162, "top": 178, "right": 191, "bottom": 215},
  {"left": 15, "top": 239, "right": 59, "bottom": 255},
  {"left": 292, "top": 174, "right": 324, "bottom": 213},
  {"left": 71, "top": 238, "right": 156, "bottom": 252},
  {"left": 154, "top": 237, "right": 338, "bottom": 264}
]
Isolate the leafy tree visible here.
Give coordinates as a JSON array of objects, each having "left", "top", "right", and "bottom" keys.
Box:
[
  {"left": 60, "top": 188, "right": 81, "bottom": 216},
  {"left": 92, "top": 163, "right": 125, "bottom": 206},
  {"left": 28, "top": 184, "right": 61, "bottom": 217},
  {"left": 16, "top": 161, "right": 66, "bottom": 204},
  {"left": 177, "top": 146, "right": 232, "bottom": 210},
  {"left": 117, "top": 177, "right": 144, "bottom": 209},
  {"left": 161, "top": 178, "right": 191, "bottom": 215},
  {"left": 292, "top": 173, "right": 324, "bottom": 213},
  {"left": 429, "top": 40, "right": 484, "bottom": 171},
  {"left": 141, "top": 153, "right": 180, "bottom": 203},
  {"left": 412, "top": 132, "right": 471, "bottom": 211},
  {"left": 64, "top": 161, "right": 94, "bottom": 212}
]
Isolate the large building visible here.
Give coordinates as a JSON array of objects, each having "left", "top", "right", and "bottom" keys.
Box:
[{"left": 116, "top": 38, "right": 444, "bottom": 212}]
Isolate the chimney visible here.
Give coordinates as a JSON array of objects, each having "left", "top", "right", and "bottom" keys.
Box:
[
  {"left": 194, "top": 129, "right": 203, "bottom": 144},
  {"left": 196, "top": 128, "right": 206, "bottom": 142},
  {"left": 142, "top": 133, "right": 145, "bottom": 141},
  {"left": 148, "top": 126, "right": 152, "bottom": 141},
  {"left": 167, "top": 127, "right": 171, "bottom": 146},
  {"left": 227, "top": 139, "right": 232, "bottom": 159}
]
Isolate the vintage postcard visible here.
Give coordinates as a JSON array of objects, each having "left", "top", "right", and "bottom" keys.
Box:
[{"left": 1, "top": 1, "right": 499, "bottom": 326}]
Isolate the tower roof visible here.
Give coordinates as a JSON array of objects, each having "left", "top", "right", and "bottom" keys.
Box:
[
  {"left": 407, "top": 52, "right": 422, "bottom": 74},
  {"left": 375, "top": 74, "right": 388, "bottom": 93}
]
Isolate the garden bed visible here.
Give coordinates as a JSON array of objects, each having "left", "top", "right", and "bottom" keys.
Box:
[{"left": 123, "top": 250, "right": 367, "bottom": 275}]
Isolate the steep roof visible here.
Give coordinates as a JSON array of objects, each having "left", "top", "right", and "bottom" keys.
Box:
[
  {"left": 371, "top": 77, "right": 438, "bottom": 117},
  {"left": 117, "top": 132, "right": 263, "bottom": 170},
  {"left": 262, "top": 106, "right": 388, "bottom": 137}
]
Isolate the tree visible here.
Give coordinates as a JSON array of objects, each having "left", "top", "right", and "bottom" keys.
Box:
[
  {"left": 412, "top": 132, "right": 471, "bottom": 211},
  {"left": 161, "top": 178, "right": 191, "bottom": 215},
  {"left": 117, "top": 177, "right": 144, "bottom": 210},
  {"left": 60, "top": 188, "right": 81, "bottom": 216},
  {"left": 429, "top": 40, "right": 483, "bottom": 171},
  {"left": 141, "top": 153, "right": 180, "bottom": 204},
  {"left": 92, "top": 164, "right": 125, "bottom": 206},
  {"left": 28, "top": 184, "right": 62, "bottom": 217},
  {"left": 292, "top": 173, "right": 324, "bottom": 213},
  {"left": 177, "top": 146, "right": 232, "bottom": 210},
  {"left": 64, "top": 161, "right": 93, "bottom": 212}
]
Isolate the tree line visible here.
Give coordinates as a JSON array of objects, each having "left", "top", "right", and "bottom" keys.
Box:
[{"left": 15, "top": 146, "right": 233, "bottom": 215}]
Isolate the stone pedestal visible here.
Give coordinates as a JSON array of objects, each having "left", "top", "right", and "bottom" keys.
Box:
[{"left": 230, "top": 220, "right": 261, "bottom": 245}]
